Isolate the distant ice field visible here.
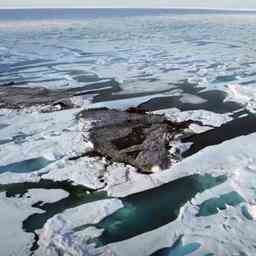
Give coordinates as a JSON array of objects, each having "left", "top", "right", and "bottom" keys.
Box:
[{"left": 1, "top": 9, "right": 256, "bottom": 106}]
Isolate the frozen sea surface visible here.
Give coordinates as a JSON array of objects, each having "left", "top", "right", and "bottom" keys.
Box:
[
  {"left": 1, "top": 8, "right": 256, "bottom": 256},
  {"left": 1, "top": 9, "right": 256, "bottom": 99}
]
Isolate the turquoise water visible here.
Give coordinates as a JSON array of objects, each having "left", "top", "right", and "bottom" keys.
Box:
[
  {"left": 0, "top": 157, "right": 54, "bottom": 174},
  {"left": 95, "top": 174, "right": 227, "bottom": 245},
  {"left": 196, "top": 191, "right": 245, "bottom": 217},
  {"left": 151, "top": 235, "right": 202, "bottom": 256}
]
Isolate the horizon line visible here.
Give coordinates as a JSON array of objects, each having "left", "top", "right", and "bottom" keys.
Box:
[{"left": 1, "top": 7, "right": 256, "bottom": 12}]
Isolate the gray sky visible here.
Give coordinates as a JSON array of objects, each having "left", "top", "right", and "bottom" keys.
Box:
[{"left": 1, "top": 0, "right": 256, "bottom": 9}]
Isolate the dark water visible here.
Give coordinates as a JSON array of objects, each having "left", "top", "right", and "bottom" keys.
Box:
[
  {"left": 182, "top": 113, "right": 256, "bottom": 157},
  {"left": 139, "top": 81, "right": 242, "bottom": 114}
]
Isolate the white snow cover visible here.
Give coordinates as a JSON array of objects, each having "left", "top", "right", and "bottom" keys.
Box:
[
  {"left": 105, "top": 162, "right": 162, "bottom": 198},
  {"left": 179, "top": 93, "right": 207, "bottom": 105},
  {"left": 35, "top": 216, "right": 111, "bottom": 256},
  {"left": 0, "top": 193, "right": 36, "bottom": 256},
  {"left": 225, "top": 83, "right": 256, "bottom": 113},
  {"left": 0, "top": 108, "right": 90, "bottom": 166},
  {"left": 154, "top": 108, "right": 232, "bottom": 127},
  {"left": 35, "top": 199, "right": 123, "bottom": 256},
  {"left": 42, "top": 157, "right": 107, "bottom": 189},
  {"left": 25, "top": 189, "right": 69, "bottom": 204},
  {"left": 0, "top": 108, "right": 96, "bottom": 186},
  {"left": 0, "top": 189, "right": 69, "bottom": 256}
]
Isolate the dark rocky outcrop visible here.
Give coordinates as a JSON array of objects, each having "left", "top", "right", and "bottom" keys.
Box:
[
  {"left": 0, "top": 84, "right": 120, "bottom": 110},
  {"left": 79, "top": 108, "right": 197, "bottom": 173}
]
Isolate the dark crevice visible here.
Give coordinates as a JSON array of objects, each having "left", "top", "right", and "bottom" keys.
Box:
[
  {"left": 29, "top": 232, "right": 39, "bottom": 256},
  {"left": 182, "top": 113, "right": 256, "bottom": 157}
]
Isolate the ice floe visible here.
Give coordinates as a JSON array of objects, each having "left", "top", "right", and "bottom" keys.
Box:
[
  {"left": 0, "top": 188, "right": 69, "bottom": 256},
  {"left": 35, "top": 199, "right": 123, "bottom": 256},
  {"left": 226, "top": 83, "right": 256, "bottom": 113},
  {"left": 154, "top": 108, "right": 232, "bottom": 128}
]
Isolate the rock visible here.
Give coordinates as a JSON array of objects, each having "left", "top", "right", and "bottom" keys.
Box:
[
  {"left": 0, "top": 86, "right": 96, "bottom": 111},
  {"left": 79, "top": 108, "right": 194, "bottom": 173},
  {"left": 126, "top": 107, "right": 146, "bottom": 114}
]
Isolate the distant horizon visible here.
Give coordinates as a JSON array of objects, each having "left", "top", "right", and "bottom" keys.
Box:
[{"left": 1, "top": 6, "right": 256, "bottom": 11}]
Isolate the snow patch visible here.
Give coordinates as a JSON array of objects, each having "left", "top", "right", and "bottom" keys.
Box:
[{"left": 225, "top": 84, "right": 256, "bottom": 113}]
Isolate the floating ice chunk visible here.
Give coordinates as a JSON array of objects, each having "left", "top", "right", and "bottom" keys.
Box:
[
  {"left": 105, "top": 163, "right": 155, "bottom": 197},
  {"left": 25, "top": 189, "right": 69, "bottom": 205},
  {"left": 225, "top": 84, "right": 256, "bottom": 113},
  {"left": 43, "top": 157, "right": 107, "bottom": 189},
  {"left": 179, "top": 93, "right": 207, "bottom": 105},
  {"left": 0, "top": 187, "right": 70, "bottom": 256},
  {"left": 0, "top": 193, "right": 37, "bottom": 256},
  {"left": 36, "top": 216, "right": 105, "bottom": 256},
  {"left": 154, "top": 108, "right": 232, "bottom": 128},
  {"left": 243, "top": 204, "right": 256, "bottom": 220},
  {"left": 36, "top": 200, "right": 122, "bottom": 256}
]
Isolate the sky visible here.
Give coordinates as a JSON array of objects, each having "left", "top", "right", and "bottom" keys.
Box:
[{"left": 1, "top": 0, "right": 256, "bottom": 9}]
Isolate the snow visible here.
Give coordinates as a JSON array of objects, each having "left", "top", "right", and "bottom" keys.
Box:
[
  {"left": 0, "top": 193, "right": 36, "bottom": 256},
  {"left": 245, "top": 204, "right": 256, "bottom": 220},
  {"left": 225, "top": 83, "right": 256, "bottom": 113},
  {"left": 0, "top": 108, "right": 87, "bottom": 165},
  {"left": 105, "top": 163, "right": 159, "bottom": 198},
  {"left": 35, "top": 199, "right": 123, "bottom": 256},
  {"left": 35, "top": 216, "right": 104, "bottom": 256},
  {"left": 43, "top": 157, "right": 107, "bottom": 189},
  {"left": 88, "top": 93, "right": 170, "bottom": 111},
  {"left": 55, "top": 199, "right": 123, "bottom": 229},
  {"left": 1, "top": 104, "right": 256, "bottom": 255},
  {"left": 154, "top": 108, "right": 232, "bottom": 128},
  {"left": 0, "top": 189, "right": 69, "bottom": 256},
  {"left": 179, "top": 93, "right": 207, "bottom": 104},
  {"left": 25, "top": 189, "right": 69, "bottom": 204},
  {"left": 0, "top": 107, "right": 94, "bottom": 186}
]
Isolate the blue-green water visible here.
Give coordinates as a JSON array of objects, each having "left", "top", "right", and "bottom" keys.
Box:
[
  {"left": 94, "top": 174, "right": 227, "bottom": 245},
  {"left": 196, "top": 191, "right": 245, "bottom": 217},
  {"left": 0, "top": 157, "right": 54, "bottom": 174}
]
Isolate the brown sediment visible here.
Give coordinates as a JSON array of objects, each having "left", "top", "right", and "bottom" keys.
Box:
[
  {"left": 0, "top": 81, "right": 121, "bottom": 110},
  {"left": 80, "top": 108, "right": 197, "bottom": 173}
]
